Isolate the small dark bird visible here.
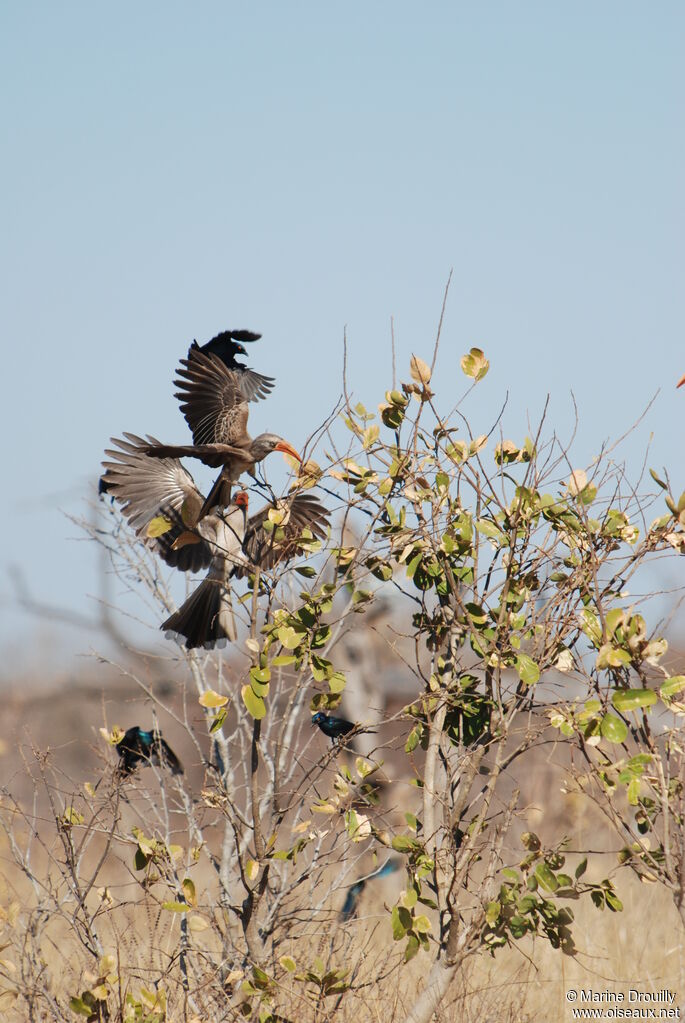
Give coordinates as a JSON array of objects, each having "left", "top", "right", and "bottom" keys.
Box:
[
  {"left": 311, "top": 711, "right": 356, "bottom": 741},
  {"left": 190, "top": 328, "right": 274, "bottom": 403},
  {"left": 116, "top": 726, "right": 183, "bottom": 776},
  {"left": 340, "top": 860, "right": 399, "bottom": 921}
]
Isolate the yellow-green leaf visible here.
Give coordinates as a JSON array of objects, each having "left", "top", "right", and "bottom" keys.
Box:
[
  {"left": 460, "top": 347, "right": 489, "bottom": 381},
  {"left": 188, "top": 914, "right": 209, "bottom": 932},
  {"left": 661, "top": 675, "right": 685, "bottom": 699},
  {"left": 410, "top": 354, "right": 432, "bottom": 385},
  {"left": 611, "top": 689, "right": 657, "bottom": 712},
  {"left": 242, "top": 685, "right": 266, "bottom": 719},
  {"left": 600, "top": 714, "right": 628, "bottom": 744},
  {"left": 199, "top": 689, "right": 228, "bottom": 709},
  {"left": 182, "top": 878, "right": 197, "bottom": 907},
  {"left": 146, "top": 514, "right": 173, "bottom": 538},
  {"left": 515, "top": 654, "right": 540, "bottom": 686}
]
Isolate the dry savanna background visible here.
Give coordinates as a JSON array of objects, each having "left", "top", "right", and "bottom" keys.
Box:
[{"left": 1, "top": 342, "right": 685, "bottom": 1023}]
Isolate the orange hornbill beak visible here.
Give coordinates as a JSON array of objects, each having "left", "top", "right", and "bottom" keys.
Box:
[
  {"left": 677, "top": 373, "right": 685, "bottom": 389},
  {"left": 275, "top": 441, "right": 301, "bottom": 462}
]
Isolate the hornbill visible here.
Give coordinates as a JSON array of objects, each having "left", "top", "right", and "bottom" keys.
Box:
[
  {"left": 678, "top": 374, "right": 685, "bottom": 389},
  {"left": 189, "top": 328, "right": 274, "bottom": 403},
  {"left": 116, "top": 726, "right": 183, "bottom": 776},
  {"left": 100, "top": 435, "right": 329, "bottom": 648},
  {"left": 143, "top": 348, "right": 300, "bottom": 520}
]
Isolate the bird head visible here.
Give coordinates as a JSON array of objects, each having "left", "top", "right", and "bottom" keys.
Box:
[
  {"left": 311, "top": 712, "right": 326, "bottom": 726},
  {"left": 235, "top": 491, "right": 249, "bottom": 510},
  {"left": 253, "top": 434, "right": 301, "bottom": 463}
]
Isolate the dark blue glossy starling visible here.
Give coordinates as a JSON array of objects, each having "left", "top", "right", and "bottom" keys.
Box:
[
  {"left": 311, "top": 712, "right": 355, "bottom": 741},
  {"left": 340, "top": 860, "right": 399, "bottom": 920},
  {"left": 116, "top": 726, "right": 183, "bottom": 776}
]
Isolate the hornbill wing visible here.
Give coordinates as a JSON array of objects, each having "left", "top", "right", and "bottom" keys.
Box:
[
  {"left": 101, "top": 434, "right": 212, "bottom": 572},
  {"left": 193, "top": 331, "right": 274, "bottom": 402},
  {"left": 234, "top": 367, "right": 276, "bottom": 403},
  {"left": 234, "top": 493, "right": 329, "bottom": 576},
  {"left": 143, "top": 441, "right": 250, "bottom": 470},
  {"left": 174, "top": 349, "right": 250, "bottom": 446}
]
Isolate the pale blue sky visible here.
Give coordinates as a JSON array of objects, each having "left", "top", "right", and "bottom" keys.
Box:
[{"left": 1, "top": 2, "right": 683, "bottom": 674}]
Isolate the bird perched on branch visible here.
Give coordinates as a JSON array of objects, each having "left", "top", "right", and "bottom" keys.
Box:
[
  {"left": 340, "top": 860, "right": 399, "bottom": 921},
  {"left": 312, "top": 711, "right": 356, "bottom": 741},
  {"left": 143, "top": 348, "right": 299, "bottom": 520},
  {"left": 101, "top": 435, "right": 329, "bottom": 648},
  {"left": 189, "top": 328, "right": 274, "bottom": 402},
  {"left": 116, "top": 726, "right": 183, "bottom": 776}
]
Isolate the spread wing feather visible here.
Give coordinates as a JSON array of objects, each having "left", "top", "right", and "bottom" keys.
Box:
[{"left": 101, "top": 434, "right": 212, "bottom": 572}]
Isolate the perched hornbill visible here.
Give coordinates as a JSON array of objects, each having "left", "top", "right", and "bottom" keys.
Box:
[{"left": 100, "top": 435, "right": 329, "bottom": 648}]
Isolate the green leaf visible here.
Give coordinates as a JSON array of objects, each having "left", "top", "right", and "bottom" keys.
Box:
[
  {"left": 611, "top": 689, "right": 657, "bottom": 712},
  {"left": 181, "top": 878, "right": 196, "bottom": 906},
  {"left": 485, "top": 901, "right": 500, "bottom": 924},
  {"left": 199, "top": 689, "right": 228, "bottom": 709},
  {"left": 69, "top": 997, "right": 95, "bottom": 1016},
  {"left": 575, "top": 858, "right": 587, "bottom": 880},
  {"left": 515, "top": 654, "right": 540, "bottom": 686},
  {"left": 413, "top": 914, "right": 431, "bottom": 933},
  {"left": 391, "top": 905, "right": 407, "bottom": 940},
  {"left": 392, "top": 835, "right": 418, "bottom": 853},
  {"left": 242, "top": 685, "right": 266, "bottom": 720},
  {"left": 162, "top": 901, "right": 188, "bottom": 913},
  {"left": 476, "top": 519, "right": 505, "bottom": 543},
  {"left": 605, "top": 890, "right": 623, "bottom": 912},
  {"left": 405, "top": 725, "right": 422, "bottom": 753},
  {"left": 328, "top": 673, "right": 346, "bottom": 694},
  {"left": 280, "top": 956, "right": 296, "bottom": 973},
  {"left": 209, "top": 708, "right": 227, "bottom": 733},
  {"left": 600, "top": 714, "right": 628, "bottom": 744},
  {"left": 460, "top": 347, "right": 490, "bottom": 381},
  {"left": 661, "top": 675, "right": 685, "bottom": 699},
  {"left": 271, "top": 654, "right": 297, "bottom": 667},
  {"left": 404, "top": 933, "right": 420, "bottom": 961},
  {"left": 146, "top": 514, "right": 173, "bottom": 538},
  {"left": 277, "top": 626, "right": 303, "bottom": 650},
  {"left": 650, "top": 468, "right": 669, "bottom": 490},
  {"left": 534, "top": 863, "right": 558, "bottom": 892}
]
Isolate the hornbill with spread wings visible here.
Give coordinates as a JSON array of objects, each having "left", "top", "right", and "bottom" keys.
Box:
[
  {"left": 101, "top": 435, "right": 329, "bottom": 648},
  {"left": 189, "top": 328, "right": 274, "bottom": 403},
  {"left": 143, "top": 348, "right": 299, "bottom": 521}
]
